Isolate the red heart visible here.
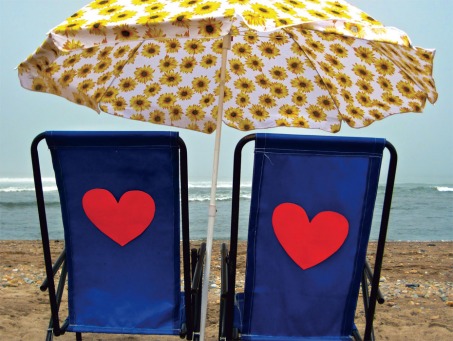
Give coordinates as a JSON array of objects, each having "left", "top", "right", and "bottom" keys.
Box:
[
  {"left": 82, "top": 189, "right": 155, "bottom": 246},
  {"left": 272, "top": 203, "right": 349, "bottom": 270}
]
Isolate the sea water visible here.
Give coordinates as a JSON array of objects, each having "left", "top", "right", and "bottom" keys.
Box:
[{"left": 0, "top": 178, "right": 452, "bottom": 241}]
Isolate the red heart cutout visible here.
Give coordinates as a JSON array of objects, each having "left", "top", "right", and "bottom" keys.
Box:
[
  {"left": 82, "top": 189, "right": 155, "bottom": 246},
  {"left": 272, "top": 203, "right": 349, "bottom": 270}
]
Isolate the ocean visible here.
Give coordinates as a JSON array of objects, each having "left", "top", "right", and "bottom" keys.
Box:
[{"left": 0, "top": 178, "right": 452, "bottom": 241}]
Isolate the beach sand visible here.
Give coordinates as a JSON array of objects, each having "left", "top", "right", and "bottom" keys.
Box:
[{"left": 1, "top": 240, "right": 452, "bottom": 340}]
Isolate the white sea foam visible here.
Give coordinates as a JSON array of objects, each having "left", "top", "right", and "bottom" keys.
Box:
[
  {"left": 188, "top": 181, "right": 251, "bottom": 189},
  {"left": 436, "top": 186, "right": 453, "bottom": 192},
  {"left": 0, "top": 186, "right": 57, "bottom": 193},
  {"left": 0, "top": 178, "right": 34, "bottom": 183},
  {"left": 0, "top": 187, "right": 35, "bottom": 193},
  {"left": 0, "top": 177, "right": 55, "bottom": 183},
  {"left": 0, "top": 178, "right": 249, "bottom": 192},
  {"left": 189, "top": 193, "right": 251, "bottom": 202}
]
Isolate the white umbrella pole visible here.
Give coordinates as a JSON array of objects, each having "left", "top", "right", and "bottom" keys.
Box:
[{"left": 199, "top": 34, "right": 231, "bottom": 341}]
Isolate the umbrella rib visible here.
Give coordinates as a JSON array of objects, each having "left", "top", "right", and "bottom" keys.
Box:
[
  {"left": 284, "top": 27, "right": 344, "bottom": 124},
  {"left": 368, "top": 41, "right": 437, "bottom": 104},
  {"left": 96, "top": 41, "right": 146, "bottom": 113}
]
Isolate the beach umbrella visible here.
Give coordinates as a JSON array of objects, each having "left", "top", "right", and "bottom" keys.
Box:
[{"left": 18, "top": 0, "right": 438, "bottom": 339}]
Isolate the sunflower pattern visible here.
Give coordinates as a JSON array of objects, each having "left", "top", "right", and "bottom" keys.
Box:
[{"left": 18, "top": 0, "right": 437, "bottom": 133}]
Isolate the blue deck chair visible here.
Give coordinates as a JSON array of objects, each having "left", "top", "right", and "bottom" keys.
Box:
[
  {"left": 219, "top": 133, "right": 397, "bottom": 341},
  {"left": 31, "top": 131, "right": 205, "bottom": 341}
]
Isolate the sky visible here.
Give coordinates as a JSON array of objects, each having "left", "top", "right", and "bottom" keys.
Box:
[{"left": 0, "top": 0, "right": 452, "bottom": 184}]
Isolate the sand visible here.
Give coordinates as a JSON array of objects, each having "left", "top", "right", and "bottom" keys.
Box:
[{"left": 1, "top": 240, "right": 452, "bottom": 340}]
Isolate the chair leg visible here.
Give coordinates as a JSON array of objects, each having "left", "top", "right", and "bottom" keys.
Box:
[
  {"left": 361, "top": 264, "right": 376, "bottom": 341},
  {"left": 76, "top": 332, "right": 82, "bottom": 340},
  {"left": 191, "top": 243, "right": 206, "bottom": 340},
  {"left": 219, "top": 243, "right": 228, "bottom": 340},
  {"left": 44, "top": 256, "right": 68, "bottom": 341},
  {"left": 45, "top": 328, "right": 53, "bottom": 341},
  {"left": 218, "top": 297, "right": 225, "bottom": 340},
  {"left": 352, "top": 328, "right": 362, "bottom": 341}
]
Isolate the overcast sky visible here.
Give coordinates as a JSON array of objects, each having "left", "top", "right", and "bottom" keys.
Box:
[{"left": 0, "top": 0, "right": 451, "bottom": 183}]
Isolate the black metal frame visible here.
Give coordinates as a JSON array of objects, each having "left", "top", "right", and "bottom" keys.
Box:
[
  {"left": 219, "top": 134, "right": 397, "bottom": 341},
  {"left": 31, "top": 132, "right": 205, "bottom": 341}
]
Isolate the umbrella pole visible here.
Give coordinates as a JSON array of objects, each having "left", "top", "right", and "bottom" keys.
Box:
[{"left": 199, "top": 34, "right": 231, "bottom": 341}]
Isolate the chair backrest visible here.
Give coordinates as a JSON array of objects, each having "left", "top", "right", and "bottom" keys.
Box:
[
  {"left": 228, "top": 133, "right": 396, "bottom": 339},
  {"left": 32, "top": 131, "right": 191, "bottom": 336}
]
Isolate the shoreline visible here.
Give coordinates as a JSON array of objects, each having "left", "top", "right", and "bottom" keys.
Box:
[{"left": 1, "top": 240, "right": 452, "bottom": 340}]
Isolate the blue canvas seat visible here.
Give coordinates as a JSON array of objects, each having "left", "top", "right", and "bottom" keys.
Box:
[
  {"left": 219, "top": 133, "right": 397, "bottom": 341},
  {"left": 31, "top": 131, "right": 205, "bottom": 341}
]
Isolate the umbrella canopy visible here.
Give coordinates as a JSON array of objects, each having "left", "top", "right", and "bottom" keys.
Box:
[
  {"left": 18, "top": 0, "right": 437, "bottom": 134},
  {"left": 18, "top": 1, "right": 438, "bottom": 339}
]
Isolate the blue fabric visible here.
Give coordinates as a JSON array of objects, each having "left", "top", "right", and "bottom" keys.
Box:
[
  {"left": 45, "top": 131, "right": 183, "bottom": 335},
  {"left": 239, "top": 133, "right": 385, "bottom": 339}
]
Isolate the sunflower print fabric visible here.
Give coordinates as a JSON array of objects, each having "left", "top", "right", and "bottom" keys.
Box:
[{"left": 18, "top": 0, "right": 438, "bottom": 133}]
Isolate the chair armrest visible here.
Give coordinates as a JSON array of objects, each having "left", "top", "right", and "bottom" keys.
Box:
[
  {"left": 41, "top": 248, "right": 66, "bottom": 292},
  {"left": 218, "top": 243, "right": 229, "bottom": 340},
  {"left": 191, "top": 243, "right": 206, "bottom": 292},
  {"left": 220, "top": 243, "right": 228, "bottom": 296},
  {"left": 364, "top": 260, "right": 385, "bottom": 304},
  {"left": 190, "top": 243, "right": 206, "bottom": 339}
]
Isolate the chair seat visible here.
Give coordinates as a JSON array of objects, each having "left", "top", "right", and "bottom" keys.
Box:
[
  {"left": 67, "top": 292, "right": 186, "bottom": 335},
  {"left": 234, "top": 294, "right": 353, "bottom": 341}
]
